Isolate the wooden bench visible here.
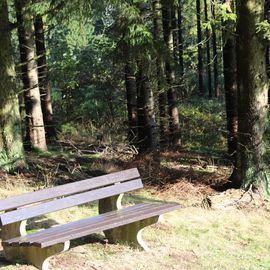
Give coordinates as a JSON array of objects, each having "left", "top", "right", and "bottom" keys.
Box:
[{"left": 0, "top": 168, "right": 180, "bottom": 270}]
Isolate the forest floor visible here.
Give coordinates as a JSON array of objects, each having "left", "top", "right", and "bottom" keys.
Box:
[{"left": 0, "top": 140, "right": 270, "bottom": 270}]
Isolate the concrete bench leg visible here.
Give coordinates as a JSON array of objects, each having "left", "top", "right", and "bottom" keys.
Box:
[
  {"left": 98, "top": 193, "right": 123, "bottom": 213},
  {"left": 3, "top": 241, "right": 70, "bottom": 270},
  {"left": 1, "top": 220, "right": 27, "bottom": 240},
  {"left": 103, "top": 216, "right": 161, "bottom": 251},
  {"left": 1, "top": 222, "right": 70, "bottom": 270}
]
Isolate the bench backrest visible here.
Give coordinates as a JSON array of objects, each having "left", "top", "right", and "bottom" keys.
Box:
[{"left": 0, "top": 168, "right": 142, "bottom": 226}]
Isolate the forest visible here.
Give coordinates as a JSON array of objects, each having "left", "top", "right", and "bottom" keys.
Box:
[{"left": 0, "top": 0, "right": 270, "bottom": 269}]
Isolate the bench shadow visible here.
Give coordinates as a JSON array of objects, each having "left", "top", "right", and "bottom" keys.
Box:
[
  {"left": 0, "top": 242, "right": 11, "bottom": 269},
  {"left": 27, "top": 216, "right": 59, "bottom": 230},
  {"left": 0, "top": 254, "right": 10, "bottom": 269},
  {"left": 122, "top": 193, "right": 177, "bottom": 205},
  {"left": 70, "top": 233, "right": 106, "bottom": 249}
]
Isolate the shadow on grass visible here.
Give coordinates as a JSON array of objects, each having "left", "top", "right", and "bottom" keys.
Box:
[
  {"left": 0, "top": 254, "right": 9, "bottom": 269},
  {"left": 27, "top": 216, "right": 59, "bottom": 231},
  {"left": 70, "top": 233, "right": 107, "bottom": 249},
  {"left": 161, "top": 147, "right": 231, "bottom": 166}
]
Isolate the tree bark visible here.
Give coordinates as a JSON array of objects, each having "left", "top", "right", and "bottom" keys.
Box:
[
  {"left": 15, "top": 0, "right": 47, "bottom": 151},
  {"left": 0, "top": 0, "right": 25, "bottom": 171},
  {"left": 196, "top": 0, "right": 204, "bottom": 95},
  {"left": 222, "top": 0, "right": 238, "bottom": 162},
  {"left": 125, "top": 59, "right": 138, "bottom": 144},
  {"left": 265, "top": 0, "right": 270, "bottom": 97},
  {"left": 153, "top": 0, "right": 168, "bottom": 143},
  {"left": 177, "top": 0, "right": 184, "bottom": 78},
  {"left": 171, "top": 5, "right": 179, "bottom": 64},
  {"left": 162, "top": 0, "right": 181, "bottom": 145},
  {"left": 232, "top": 0, "right": 269, "bottom": 193},
  {"left": 34, "top": 15, "right": 56, "bottom": 139},
  {"left": 136, "top": 58, "right": 159, "bottom": 152},
  {"left": 211, "top": 1, "right": 219, "bottom": 97},
  {"left": 204, "top": 0, "right": 213, "bottom": 98}
]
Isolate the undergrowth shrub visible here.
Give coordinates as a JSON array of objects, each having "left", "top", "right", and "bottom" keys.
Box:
[{"left": 179, "top": 97, "right": 227, "bottom": 152}]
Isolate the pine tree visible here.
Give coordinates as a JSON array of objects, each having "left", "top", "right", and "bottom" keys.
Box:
[
  {"left": 15, "top": 0, "right": 47, "bottom": 151},
  {"left": 0, "top": 0, "right": 25, "bottom": 171},
  {"left": 223, "top": 0, "right": 238, "bottom": 161},
  {"left": 34, "top": 15, "right": 56, "bottom": 139},
  {"left": 232, "top": 0, "right": 269, "bottom": 193}
]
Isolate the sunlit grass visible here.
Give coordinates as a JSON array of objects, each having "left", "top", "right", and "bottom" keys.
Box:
[{"left": 1, "top": 186, "right": 270, "bottom": 270}]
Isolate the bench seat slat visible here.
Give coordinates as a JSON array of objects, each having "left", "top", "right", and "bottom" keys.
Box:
[
  {"left": 35, "top": 204, "right": 177, "bottom": 248},
  {"left": 0, "top": 179, "right": 143, "bottom": 226},
  {"left": 0, "top": 168, "right": 140, "bottom": 212},
  {"left": 4, "top": 203, "right": 180, "bottom": 248},
  {"left": 12, "top": 204, "right": 151, "bottom": 246}
]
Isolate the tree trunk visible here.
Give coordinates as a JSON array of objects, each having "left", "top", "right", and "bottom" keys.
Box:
[
  {"left": 153, "top": 0, "right": 168, "bottom": 143},
  {"left": 136, "top": 58, "right": 159, "bottom": 152},
  {"left": 232, "top": 0, "right": 269, "bottom": 193},
  {"left": 177, "top": 0, "right": 184, "bottom": 78},
  {"left": 265, "top": 0, "right": 270, "bottom": 97},
  {"left": 267, "top": 45, "right": 270, "bottom": 99},
  {"left": 34, "top": 15, "right": 56, "bottom": 139},
  {"left": 211, "top": 1, "right": 219, "bottom": 97},
  {"left": 15, "top": 0, "right": 47, "bottom": 151},
  {"left": 162, "top": 0, "right": 181, "bottom": 145},
  {"left": 204, "top": 0, "right": 213, "bottom": 98},
  {"left": 171, "top": 5, "right": 179, "bottom": 64},
  {"left": 0, "top": 0, "right": 25, "bottom": 171},
  {"left": 125, "top": 60, "right": 138, "bottom": 144},
  {"left": 136, "top": 65, "right": 145, "bottom": 150},
  {"left": 223, "top": 0, "right": 238, "bottom": 161},
  {"left": 196, "top": 0, "right": 204, "bottom": 95}
]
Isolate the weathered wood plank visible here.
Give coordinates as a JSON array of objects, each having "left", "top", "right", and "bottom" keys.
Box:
[
  {"left": 40, "top": 203, "right": 180, "bottom": 248},
  {"left": 24, "top": 204, "right": 152, "bottom": 246},
  {"left": 4, "top": 203, "right": 180, "bottom": 248},
  {"left": 0, "top": 179, "right": 143, "bottom": 226},
  {"left": 0, "top": 168, "right": 140, "bottom": 212},
  {"left": 7, "top": 204, "right": 149, "bottom": 245}
]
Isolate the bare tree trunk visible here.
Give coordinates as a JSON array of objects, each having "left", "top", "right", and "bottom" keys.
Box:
[
  {"left": 178, "top": 0, "right": 184, "bottom": 78},
  {"left": 153, "top": 0, "right": 168, "bottom": 143},
  {"left": 265, "top": 0, "right": 270, "bottom": 97},
  {"left": 15, "top": 0, "right": 47, "bottom": 151},
  {"left": 162, "top": 0, "right": 181, "bottom": 145},
  {"left": 196, "top": 0, "right": 204, "bottom": 95},
  {"left": 136, "top": 66, "right": 145, "bottom": 150},
  {"left": 125, "top": 59, "right": 138, "bottom": 144},
  {"left": 34, "top": 15, "right": 57, "bottom": 139},
  {"left": 0, "top": 0, "right": 25, "bottom": 171},
  {"left": 267, "top": 45, "right": 270, "bottom": 100},
  {"left": 204, "top": 0, "right": 212, "bottom": 98},
  {"left": 171, "top": 5, "right": 179, "bottom": 64},
  {"left": 223, "top": 0, "right": 238, "bottom": 162},
  {"left": 211, "top": 1, "right": 219, "bottom": 97},
  {"left": 136, "top": 58, "right": 159, "bottom": 152},
  {"left": 232, "top": 0, "right": 269, "bottom": 193}
]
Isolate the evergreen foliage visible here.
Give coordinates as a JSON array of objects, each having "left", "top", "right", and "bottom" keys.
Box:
[{"left": 0, "top": 0, "right": 269, "bottom": 194}]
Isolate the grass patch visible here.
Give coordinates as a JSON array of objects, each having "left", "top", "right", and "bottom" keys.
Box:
[{"left": 1, "top": 185, "right": 269, "bottom": 270}]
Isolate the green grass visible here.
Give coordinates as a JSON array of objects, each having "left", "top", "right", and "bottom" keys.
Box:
[{"left": 1, "top": 187, "right": 269, "bottom": 270}]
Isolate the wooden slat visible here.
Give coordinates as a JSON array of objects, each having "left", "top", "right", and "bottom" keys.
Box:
[
  {"left": 13, "top": 204, "right": 151, "bottom": 245},
  {"left": 0, "top": 179, "right": 143, "bottom": 226},
  {"left": 7, "top": 204, "right": 150, "bottom": 245},
  {"left": 0, "top": 168, "right": 140, "bottom": 212},
  {"left": 5, "top": 203, "right": 180, "bottom": 248},
  {"left": 40, "top": 203, "right": 180, "bottom": 248}
]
